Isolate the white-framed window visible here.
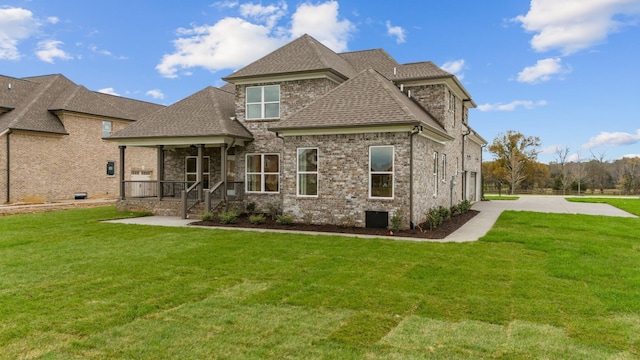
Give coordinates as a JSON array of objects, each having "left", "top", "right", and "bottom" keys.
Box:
[
  {"left": 246, "top": 85, "right": 280, "bottom": 119},
  {"left": 455, "top": 157, "right": 459, "bottom": 176},
  {"left": 246, "top": 153, "right": 280, "bottom": 193},
  {"left": 102, "top": 121, "right": 112, "bottom": 138},
  {"left": 297, "top": 148, "right": 318, "bottom": 197},
  {"left": 433, "top": 151, "right": 438, "bottom": 196},
  {"left": 370, "top": 146, "right": 394, "bottom": 198},
  {"left": 186, "top": 156, "right": 210, "bottom": 188},
  {"left": 442, "top": 154, "right": 447, "bottom": 183}
]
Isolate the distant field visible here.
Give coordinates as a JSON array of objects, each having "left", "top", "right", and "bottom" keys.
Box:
[{"left": 1, "top": 206, "right": 639, "bottom": 358}]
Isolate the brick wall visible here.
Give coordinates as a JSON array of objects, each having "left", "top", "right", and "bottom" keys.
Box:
[
  {"left": 7, "top": 113, "right": 155, "bottom": 202},
  {"left": 0, "top": 134, "right": 6, "bottom": 203}
]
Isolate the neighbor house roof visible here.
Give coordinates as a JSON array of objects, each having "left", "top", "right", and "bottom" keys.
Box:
[
  {"left": 270, "top": 68, "right": 452, "bottom": 141},
  {"left": 0, "top": 74, "right": 163, "bottom": 135},
  {"left": 109, "top": 86, "right": 252, "bottom": 142},
  {"left": 223, "top": 34, "right": 358, "bottom": 83}
]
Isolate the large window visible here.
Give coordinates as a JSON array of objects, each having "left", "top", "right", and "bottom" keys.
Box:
[
  {"left": 246, "top": 85, "right": 280, "bottom": 119},
  {"left": 442, "top": 154, "right": 447, "bottom": 183},
  {"left": 186, "top": 156, "right": 210, "bottom": 188},
  {"left": 370, "top": 146, "right": 394, "bottom": 198},
  {"left": 246, "top": 154, "right": 280, "bottom": 193},
  {"left": 297, "top": 148, "right": 318, "bottom": 196}
]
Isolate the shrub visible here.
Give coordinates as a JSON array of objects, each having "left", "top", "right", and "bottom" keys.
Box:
[
  {"left": 338, "top": 215, "right": 356, "bottom": 228},
  {"left": 459, "top": 200, "right": 472, "bottom": 213},
  {"left": 201, "top": 211, "right": 215, "bottom": 221},
  {"left": 302, "top": 212, "right": 313, "bottom": 225},
  {"left": 246, "top": 202, "right": 257, "bottom": 214},
  {"left": 388, "top": 210, "right": 404, "bottom": 233},
  {"left": 218, "top": 210, "right": 239, "bottom": 224},
  {"left": 267, "top": 203, "right": 281, "bottom": 221},
  {"left": 424, "top": 207, "right": 442, "bottom": 230},
  {"left": 450, "top": 204, "right": 461, "bottom": 216},
  {"left": 249, "top": 213, "right": 265, "bottom": 225},
  {"left": 438, "top": 206, "right": 451, "bottom": 221},
  {"left": 275, "top": 215, "right": 294, "bottom": 225}
]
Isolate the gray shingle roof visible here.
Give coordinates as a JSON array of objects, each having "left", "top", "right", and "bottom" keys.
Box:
[
  {"left": 223, "top": 34, "right": 357, "bottom": 82},
  {"left": 339, "top": 49, "right": 399, "bottom": 78},
  {"left": 270, "top": 68, "right": 448, "bottom": 137},
  {"left": 394, "top": 61, "right": 453, "bottom": 81},
  {"left": 0, "top": 74, "right": 163, "bottom": 135},
  {"left": 109, "top": 86, "right": 252, "bottom": 140}
]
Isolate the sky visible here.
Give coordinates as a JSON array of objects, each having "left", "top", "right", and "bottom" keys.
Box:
[{"left": 1, "top": 0, "right": 640, "bottom": 163}]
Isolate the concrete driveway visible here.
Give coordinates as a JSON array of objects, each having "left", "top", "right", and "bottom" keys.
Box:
[{"left": 444, "top": 196, "right": 637, "bottom": 242}]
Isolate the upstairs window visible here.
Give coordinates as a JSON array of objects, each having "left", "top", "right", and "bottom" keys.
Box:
[
  {"left": 246, "top": 85, "right": 280, "bottom": 119},
  {"left": 102, "top": 121, "right": 112, "bottom": 138},
  {"left": 433, "top": 151, "right": 439, "bottom": 196},
  {"left": 370, "top": 146, "right": 394, "bottom": 198},
  {"left": 246, "top": 154, "right": 280, "bottom": 193},
  {"left": 442, "top": 154, "right": 447, "bottom": 183}
]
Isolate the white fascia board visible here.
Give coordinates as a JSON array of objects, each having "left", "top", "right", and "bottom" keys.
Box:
[
  {"left": 113, "top": 136, "right": 247, "bottom": 148},
  {"left": 230, "top": 70, "right": 345, "bottom": 86}
]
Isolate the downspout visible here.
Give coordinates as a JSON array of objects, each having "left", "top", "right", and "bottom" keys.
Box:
[
  {"left": 461, "top": 128, "right": 471, "bottom": 201},
  {"left": 409, "top": 125, "right": 422, "bottom": 229},
  {"left": 5, "top": 130, "right": 11, "bottom": 203},
  {"left": 223, "top": 138, "right": 236, "bottom": 203}
]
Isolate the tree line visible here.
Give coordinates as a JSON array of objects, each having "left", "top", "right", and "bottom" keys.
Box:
[{"left": 483, "top": 130, "right": 640, "bottom": 195}]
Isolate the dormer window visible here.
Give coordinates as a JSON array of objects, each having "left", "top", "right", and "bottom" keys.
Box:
[{"left": 246, "top": 85, "right": 280, "bottom": 120}]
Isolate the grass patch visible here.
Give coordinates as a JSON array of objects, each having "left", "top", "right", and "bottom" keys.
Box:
[
  {"left": 566, "top": 197, "right": 640, "bottom": 216},
  {"left": 484, "top": 194, "right": 519, "bottom": 200},
  {"left": 1, "top": 206, "right": 639, "bottom": 358}
]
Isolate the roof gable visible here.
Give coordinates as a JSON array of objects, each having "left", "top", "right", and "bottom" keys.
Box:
[
  {"left": 339, "top": 49, "right": 399, "bottom": 78},
  {"left": 270, "top": 68, "right": 448, "bottom": 138},
  {"left": 223, "top": 34, "right": 357, "bottom": 82},
  {"left": 109, "top": 86, "right": 252, "bottom": 140}
]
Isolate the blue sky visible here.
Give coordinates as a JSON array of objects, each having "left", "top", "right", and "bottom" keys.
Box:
[{"left": 2, "top": 0, "right": 639, "bottom": 163}]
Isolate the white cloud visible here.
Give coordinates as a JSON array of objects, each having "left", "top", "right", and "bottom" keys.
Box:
[
  {"left": 440, "top": 59, "right": 465, "bottom": 79},
  {"left": 0, "top": 7, "right": 41, "bottom": 60},
  {"left": 145, "top": 89, "right": 165, "bottom": 99},
  {"left": 211, "top": 1, "right": 239, "bottom": 9},
  {"left": 290, "top": 1, "right": 354, "bottom": 52},
  {"left": 89, "top": 44, "right": 112, "bottom": 56},
  {"left": 46, "top": 16, "right": 59, "bottom": 24},
  {"left": 36, "top": 39, "right": 72, "bottom": 63},
  {"left": 386, "top": 21, "right": 406, "bottom": 44},
  {"left": 97, "top": 87, "right": 120, "bottom": 96},
  {"left": 517, "top": 57, "right": 570, "bottom": 83},
  {"left": 582, "top": 129, "right": 640, "bottom": 149},
  {"left": 157, "top": 0, "right": 355, "bottom": 78},
  {"left": 477, "top": 100, "right": 547, "bottom": 112},
  {"left": 623, "top": 154, "right": 640, "bottom": 159},
  {"left": 514, "top": 0, "right": 640, "bottom": 55}
]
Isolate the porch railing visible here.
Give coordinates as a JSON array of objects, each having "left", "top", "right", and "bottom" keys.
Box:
[
  {"left": 181, "top": 181, "right": 201, "bottom": 219},
  {"left": 122, "top": 180, "right": 190, "bottom": 199}
]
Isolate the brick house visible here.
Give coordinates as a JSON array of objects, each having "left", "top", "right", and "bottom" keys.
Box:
[
  {"left": 0, "top": 74, "right": 163, "bottom": 203},
  {"left": 111, "top": 34, "right": 486, "bottom": 228}
]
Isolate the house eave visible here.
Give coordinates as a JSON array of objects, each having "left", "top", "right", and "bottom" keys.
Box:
[
  {"left": 50, "top": 109, "right": 136, "bottom": 122},
  {"left": 223, "top": 69, "right": 348, "bottom": 86},
  {"left": 106, "top": 134, "right": 252, "bottom": 148}
]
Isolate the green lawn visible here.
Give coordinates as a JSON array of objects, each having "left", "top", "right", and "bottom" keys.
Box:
[
  {"left": 484, "top": 195, "right": 519, "bottom": 200},
  {"left": 1, "top": 206, "right": 639, "bottom": 359},
  {"left": 566, "top": 196, "right": 640, "bottom": 216}
]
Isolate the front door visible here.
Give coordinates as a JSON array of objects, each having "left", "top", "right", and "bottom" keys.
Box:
[
  {"left": 226, "top": 155, "right": 236, "bottom": 196},
  {"left": 185, "top": 156, "right": 210, "bottom": 189}
]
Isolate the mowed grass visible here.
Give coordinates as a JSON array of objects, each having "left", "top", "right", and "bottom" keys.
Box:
[
  {"left": 1, "top": 206, "right": 639, "bottom": 359},
  {"left": 566, "top": 196, "right": 640, "bottom": 216},
  {"left": 484, "top": 195, "right": 519, "bottom": 201}
]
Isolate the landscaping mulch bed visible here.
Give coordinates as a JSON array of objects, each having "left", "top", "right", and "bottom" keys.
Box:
[{"left": 192, "top": 210, "right": 479, "bottom": 239}]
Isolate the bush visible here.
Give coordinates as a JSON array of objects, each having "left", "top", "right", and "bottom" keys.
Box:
[
  {"left": 388, "top": 210, "right": 404, "bottom": 233},
  {"left": 201, "top": 211, "right": 215, "bottom": 221},
  {"left": 267, "top": 203, "right": 281, "bottom": 221},
  {"left": 218, "top": 210, "right": 239, "bottom": 224},
  {"left": 275, "top": 215, "right": 293, "bottom": 225},
  {"left": 459, "top": 200, "right": 472, "bottom": 213},
  {"left": 338, "top": 215, "right": 356, "bottom": 228},
  {"left": 438, "top": 206, "right": 451, "bottom": 221},
  {"left": 249, "top": 213, "right": 265, "bottom": 225},
  {"left": 302, "top": 212, "right": 313, "bottom": 225},
  {"left": 246, "top": 202, "right": 257, "bottom": 214},
  {"left": 424, "top": 207, "right": 442, "bottom": 230}
]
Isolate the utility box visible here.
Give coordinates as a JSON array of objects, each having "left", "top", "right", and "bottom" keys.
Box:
[
  {"left": 365, "top": 211, "right": 388, "bottom": 229},
  {"left": 74, "top": 192, "right": 88, "bottom": 200}
]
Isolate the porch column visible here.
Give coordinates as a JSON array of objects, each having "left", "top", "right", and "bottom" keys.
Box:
[
  {"left": 119, "top": 145, "right": 126, "bottom": 200},
  {"left": 156, "top": 145, "right": 164, "bottom": 200},
  {"left": 197, "top": 144, "right": 204, "bottom": 201},
  {"left": 221, "top": 144, "right": 227, "bottom": 202}
]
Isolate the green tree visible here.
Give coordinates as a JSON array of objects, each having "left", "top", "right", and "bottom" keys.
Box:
[{"left": 488, "top": 130, "right": 541, "bottom": 195}]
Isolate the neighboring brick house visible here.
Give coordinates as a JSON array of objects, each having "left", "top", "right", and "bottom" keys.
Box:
[
  {"left": 0, "top": 74, "right": 164, "bottom": 203},
  {"left": 111, "top": 34, "right": 486, "bottom": 228}
]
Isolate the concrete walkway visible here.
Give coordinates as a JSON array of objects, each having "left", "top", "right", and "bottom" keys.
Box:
[{"left": 105, "top": 196, "right": 637, "bottom": 243}]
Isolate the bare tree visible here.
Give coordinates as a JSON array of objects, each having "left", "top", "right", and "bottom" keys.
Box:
[
  {"left": 588, "top": 151, "right": 610, "bottom": 194},
  {"left": 569, "top": 150, "right": 587, "bottom": 195},
  {"left": 554, "top": 146, "right": 571, "bottom": 195}
]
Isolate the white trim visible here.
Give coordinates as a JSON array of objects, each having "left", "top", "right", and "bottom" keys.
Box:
[
  {"left": 369, "top": 145, "right": 394, "bottom": 199},
  {"left": 433, "top": 151, "right": 438, "bottom": 197},
  {"left": 111, "top": 137, "right": 249, "bottom": 147},
  {"left": 297, "top": 147, "right": 319, "bottom": 197},
  {"left": 246, "top": 85, "right": 280, "bottom": 120},
  {"left": 228, "top": 71, "right": 346, "bottom": 86}
]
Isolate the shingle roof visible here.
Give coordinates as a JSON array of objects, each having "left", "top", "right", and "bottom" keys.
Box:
[
  {"left": 394, "top": 61, "right": 453, "bottom": 81},
  {"left": 223, "top": 34, "right": 357, "bottom": 82},
  {"left": 270, "top": 68, "right": 448, "bottom": 137},
  {"left": 339, "top": 49, "right": 399, "bottom": 78},
  {"left": 109, "top": 86, "right": 252, "bottom": 140},
  {"left": 0, "top": 74, "right": 163, "bottom": 135}
]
